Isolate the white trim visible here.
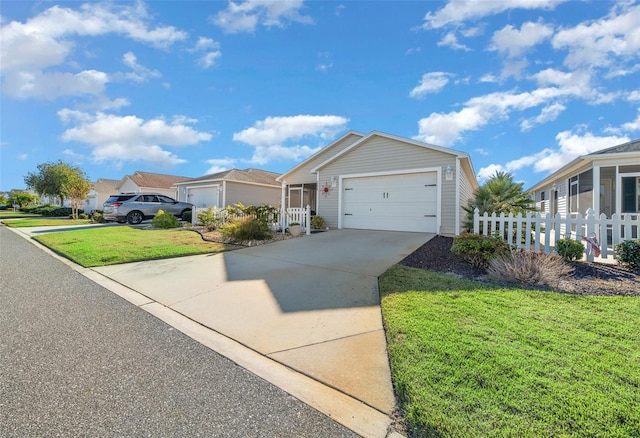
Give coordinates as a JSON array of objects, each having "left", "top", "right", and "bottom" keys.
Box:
[{"left": 337, "top": 167, "right": 441, "bottom": 231}]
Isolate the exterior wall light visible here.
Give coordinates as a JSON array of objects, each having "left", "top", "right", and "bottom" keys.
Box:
[
  {"left": 331, "top": 176, "right": 338, "bottom": 187},
  {"left": 445, "top": 165, "right": 453, "bottom": 181}
]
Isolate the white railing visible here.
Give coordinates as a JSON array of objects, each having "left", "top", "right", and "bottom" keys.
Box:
[
  {"left": 192, "top": 205, "right": 311, "bottom": 236},
  {"left": 473, "top": 208, "right": 640, "bottom": 262}
]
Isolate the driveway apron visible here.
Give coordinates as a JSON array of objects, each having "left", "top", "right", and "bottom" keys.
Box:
[{"left": 93, "top": 229, "right": 434, "bottom": 414}]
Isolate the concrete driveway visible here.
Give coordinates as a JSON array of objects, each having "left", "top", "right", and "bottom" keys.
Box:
[{"left": 93, "top": 229, "right": 434, "bottom": 414}]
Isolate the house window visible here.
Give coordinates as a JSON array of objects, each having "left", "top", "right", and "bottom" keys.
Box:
[
  {"left": 540, "top": 190, "right": 546, "bottom": 213},
  {"left": 569, "top": 176, "right": 578, "bottom": 213},
  {"left": 622, "top": 176, "right": 640, "bottom": 213}
]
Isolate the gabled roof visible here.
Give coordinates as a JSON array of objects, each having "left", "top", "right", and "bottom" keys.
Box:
[
  {"left": 527, "top": 138, "right": 640, "bottom": 192},
  {"left": 119, "top": 171, "right": 191, "bottom": 190},
  {"left": 276, "top": 130, "right": 366, "bottom": 181},
  {"left": 175, "top": 168, "right": 280, "bottom": 187},
  {"left": 311, "top": 130, "right": 472, "bottom": 172}
]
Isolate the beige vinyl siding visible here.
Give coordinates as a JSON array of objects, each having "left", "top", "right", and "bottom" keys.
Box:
[
  {"left": 316, "top": 136, "right": 459, "bottom": 233},
  {"left": 224, "top": 182, "right": 281, "bottom": 207},
  {"left": 283, "top": 133, "right": 362, "bottom": 184},
  {"left": 458, "top": 163, "right": 476, "bottom": 233}
]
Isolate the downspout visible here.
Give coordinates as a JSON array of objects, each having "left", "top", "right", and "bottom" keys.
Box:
[
  {"left": 316, "top": 171, "right": 320, "bottom": 215},
  {"left": 281, "top": 181, "right": 287, "bottom": 234},
  {"left": 455, "top": 159, "right": 461, "bottom": 235}
]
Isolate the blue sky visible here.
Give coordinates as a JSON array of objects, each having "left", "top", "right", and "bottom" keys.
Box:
[{"left": 2, "top": 0, "right": 639, "bottom": 192}]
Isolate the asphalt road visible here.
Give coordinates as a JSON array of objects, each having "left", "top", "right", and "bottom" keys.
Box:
[{"left": 0, "top": 226, "right": 358, "bottom": 437}]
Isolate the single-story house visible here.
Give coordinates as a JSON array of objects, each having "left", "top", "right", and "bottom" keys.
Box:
[
  {"left": 116, "top": 171, "right": 191, "bottom": 199},
  {"left": 84, "top": 178, "right": 119, "bottom": 212},
  {"left": 276, "top": 130, "right": 478, "bottom": 235},
  {"left": 174, "top": 168, "right": 281, "bottom": 209},
  {"left": 528, "top": 139, "right": 640, "bottom": 218}
]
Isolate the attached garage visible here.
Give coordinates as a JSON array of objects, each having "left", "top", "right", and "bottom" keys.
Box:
[
  {"left": 277, "top": 131, "right": 479, "bottom": 236},
  {"left": 341, "top": 171, "right": 438, "bottom": 233},
  {"left": 187, "top": 185, "right": 220, "bottom": 208}
]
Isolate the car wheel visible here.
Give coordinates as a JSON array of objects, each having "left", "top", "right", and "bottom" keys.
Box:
[{"left": 127, "top": 211, "right": 143, "bottom": 225}]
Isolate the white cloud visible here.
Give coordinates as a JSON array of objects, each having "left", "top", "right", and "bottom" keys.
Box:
[
  {"left": 437, "top": 32, "right": 470, "bottom": 51},
  {"left": 552, "top": 3, "right": 640, "bottom": 70},
  {"left": 520, "top": 103, "right": 566, "bottom": 131},
  {"left": 233, "top": 114, "right": 349, "bottom": 164},
  {"left": 478, "top": 73, "right": 499, "bottom": 83},
  {"left": 481, "top": 130, "right": 632, "bottom": 180},
  {"left": 59, "top": 111, "right": 212, "bottom": 168},
  {"left": 627, "top": 90, "right": 640, "bottom": 101},
  {"left": 211, "top": 0, "right": 313, "bottom": 34},
  {"left": 0, "top": 2, "right": 185, "bottom": 100},
  {"left": 421, "top": 0, "right": 567, "bottom": 30},
  {"left": 621, "top": 111, "right": 640, "bottom": 132},
  {"left": 17, "top": 153, "right": 28, "bottom": 160},
  {"left": 409, "top": 72, "right": 451, "bottom": 99},
  {"left": 189, "top": 37, "right": 222, "bottom": 69},
  {"left": 205, "top": 158, "right": 238, "bottom": 174},
  {"left": 490, "top": 21, "right": 554, "bottom": 58},
  {"left": 120, "top": 51, "right": 161, "bottom": 83},
  {"left": 2, "top": 69, "right": 109, "bottom": 99}
]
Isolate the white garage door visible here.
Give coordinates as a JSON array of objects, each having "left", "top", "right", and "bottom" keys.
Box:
[
  {"left": 342, "top": 172, "right": 437, "bottom": 233},
  {"left": 187, "top": 186, "right": 219, "bottom": 208}
]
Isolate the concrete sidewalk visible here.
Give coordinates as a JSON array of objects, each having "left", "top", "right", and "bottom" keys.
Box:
[{"left": 11, "top": 224, "right": 433, "bottom": 436}]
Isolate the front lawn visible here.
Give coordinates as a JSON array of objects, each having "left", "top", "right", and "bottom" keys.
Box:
[
  {"left": 2, "top": 218, "right": 91, "bottom": 227},
  {"left": 34, "top": 226, "right": 233, "bottom": 267},
  {"left": 0, "top": 210, "right": 41, "bottom": 220},
  {"left": 380, "top": 264, "right": 640, "bottom": 438}
]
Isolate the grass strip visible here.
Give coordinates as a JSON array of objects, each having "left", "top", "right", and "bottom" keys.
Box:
[
  {"left": 380, "top": 264, "right": 640, "bottom": 438},
  {"left": 33, "top": 226, "right": 232, "bottom": 267},
  {"left": 2, "top": 218, "right": 91, "bottom": 227}
]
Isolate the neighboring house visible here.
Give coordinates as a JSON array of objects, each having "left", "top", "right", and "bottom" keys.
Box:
[
  {"left": 174, "top": 168, "right": 281, "bottom": 209},
  {"left": 277, "top": 130, "right": 478, "bottom": 235},
  {"left": 115, "top": 171, "right": 191, "bottom": 199},
  {"left": 84, "top": 178, "right": 119, "bottom": 212},
  {"left": 528, "top": 139, "right": 640, "bottom": 218}
]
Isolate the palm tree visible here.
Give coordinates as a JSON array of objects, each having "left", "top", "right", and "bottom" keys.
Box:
[{"left": 463, "top": 171, "right": 536, "bottom": 231}]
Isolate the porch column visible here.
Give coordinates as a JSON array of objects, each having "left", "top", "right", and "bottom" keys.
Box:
[
  {"left": 280, "top": 181, "right": 287, "bottom": 234},
  {"left": 593, "top": 165, "right": 600, "bottom": 216}
]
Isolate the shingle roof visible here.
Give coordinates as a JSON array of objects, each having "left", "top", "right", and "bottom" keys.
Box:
[
  {"left": 123, "top": 171, "right": 191, "bottom": 190},
  {"left": 588, "top": 138, "right": 640, "bottom": 155},
  {"left": 92, "top": 178, "right": 119, "bottom": 192},
  {"left": 178, "top": 168, "right": 280, "bottom": 186}
]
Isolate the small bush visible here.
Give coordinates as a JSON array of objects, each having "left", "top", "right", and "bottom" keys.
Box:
[
  {"left": 451, "top": 233, "right": 510, "bottom": 269},
  {"left": 92, "top": 211, "right": 106, "bottom": 223},
  {"left": 488, "top": 250, "right": 572, "bottom": 286},
  {"left": 219, "top": 217, "right": 272, "bottom": 242},
  {"left": 181, "top": 209, "right": 192, "bottom": 222},
  {"left": 556, "top": 238, "right": 584, "bottom": 262},
  {"left": 311, "top": 215, "right": 325, "bottom": 229},
  {"left": 196, "top": 207, "right": 221, "bottom": 231},
  {"left": 78, "top": 213, "right": 89, "bottom": 219},
  {"left": 615, "top": 240, "right": 640, "bottom": 270},
  {"left": 23, "top": 204, "right": 74, "bottom": 217},
  {"left": 151, "top": 209, "right": 179, "bottom": 229}
]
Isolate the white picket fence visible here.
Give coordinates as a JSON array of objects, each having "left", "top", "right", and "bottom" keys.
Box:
[
  {"left": 473, "top": 208, "right": 640, "bottom": 262},
  {"left": 192, "top": 205, "right": 311, "bottom": 235}
]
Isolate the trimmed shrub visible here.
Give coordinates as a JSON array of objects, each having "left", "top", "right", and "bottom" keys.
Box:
[
  {"left": 196, "top": 207, "right": 221, "bottom": 231},
  {"left": 219, "top": 217, "right": 272, "bottom": 242},
  {"left": 23, "top": 205, "right": 74, "bottom": 217},
  {"left": 556, "top": 238, "right": 584, "bottom": 262},
  {"left": 92, "top": 211, "right": 106, "bottom": 223},
  {"left": 181, "top": 209, "right": 192, "bottom": 222},
  {"left": 488, "top": 250, "right": 572, "bottom": 286},
  {"left": 78, "top": 213, "right": 89, "bottom": 219},
  {"left": 151, "top": 209, "right": 179, "bottom": 229},
  {"left": 615, "top": 240, "right": 640, "bottom": 270},
  {"left": 311, "top": 215, "right": 325, "bottom": 229},
  {"left": 451, "top": 233, "right": 510, "bottom": 269}
]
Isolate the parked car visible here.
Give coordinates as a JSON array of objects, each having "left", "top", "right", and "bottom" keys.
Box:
[{"left": 103, "top": 193, "right": 193, "bottom": 225}]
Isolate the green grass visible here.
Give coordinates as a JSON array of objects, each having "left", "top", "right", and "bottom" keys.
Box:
[
  {"left": 380, "top": 264, "right": 640, "bottom": 438},
  {"left": 34, "top": 226, "right": 233, "bottom": 267},
  {"left": 0, "top": 210, "right": 41, "bottom": 219},
  {"left": 2, "top": 218, "right": 91, "bottom": 227}
]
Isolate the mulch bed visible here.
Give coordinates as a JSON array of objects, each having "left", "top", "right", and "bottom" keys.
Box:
[{"left": 400, "top": 235, "right": 640, "bottom": 297}]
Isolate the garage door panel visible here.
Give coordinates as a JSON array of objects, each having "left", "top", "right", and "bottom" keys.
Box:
[
  {"left": 342, "top": 172, "right": 438, "bottom": 233},
  {"left": 188, "top": 187, "right": 219, "bottom": 208}
]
